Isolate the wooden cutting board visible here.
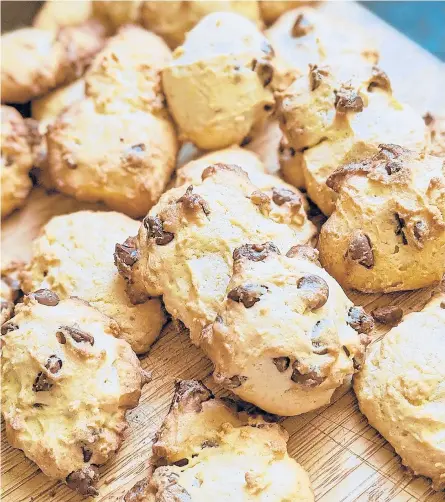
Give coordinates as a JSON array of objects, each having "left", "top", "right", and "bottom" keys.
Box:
[{"left": 1, "top": 2, "right": 445, "bottom": 501}]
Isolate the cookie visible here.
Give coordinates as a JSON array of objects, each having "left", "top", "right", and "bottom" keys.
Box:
[
  {"left": 93, "top": 1, "right": 143, "bottom": 31},
  {"left": 20, "top": 211, "right": 166, "bottom": 353},
  {"left": 318, "top": 145, "right": 445, "bottom": 292},
  {"left": 140, "top": 1, "right": 261, "bottom": 49},
  {"left": 115, "top": 163, "right": 315, "bottom": 344},
  {"left": 201, "top": 244, "right": 373, "bottom": 415},
  {"left": 47, "top": 26, "right": 178, "bottom": 218},
  {"left": 175, "top": 146, "right": 316, "bottom": 243},
  {"left": 1, "top": 23, "right": 104, "bottom": 104},
  {"left": 354, "top": 294, "right": 445, "bottom": 490},
  {"left": 1, "top": 292, "right": 149, "bottom": 496},
  {"left": 124, "top": 380, "right": 315, "bottom": 501},
  {"left": 278, "top": 61, "right": 429, "bottom": 215},
  {"left": 424, "top": 113, "right": 445, "bottom": 158},
  {"left": 279, "top": 135, "right": 306, "bottom": 189},
  {"left": 162, "top": 12, "right": 274, "bottom": 150},
  {"left": 33, "top": 0, "right": 93, "bottom": 31},
  {"left": 1, "top": 106, "right": 34, "bottom": 218}
]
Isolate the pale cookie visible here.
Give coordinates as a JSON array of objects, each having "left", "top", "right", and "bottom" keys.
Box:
[
  {"left": 278, "top": 62, "right": 429, "bottom": 215},
  {"left": 162, "top": 12, "right": 274, "bottom": 150},
  {"left": 124, "top": 380, "right": 315, "bottom": 501},
  {"left": 1, "top": 292, "right": 149, "bottom": 496},
  {"left": 20, "top": 211, "right": 165, "bottom": 353},
  {"left": 201, "top": 244, "right": 373, "bottom": 415},
  {"left": 115, "top": 164, "right": 315, "bottom": 344},
  {"left": 1, "top": 106, "right": 34, "bottom": 218},
  {"left": 175, "top": 146, "right": 316, "bottom": 243},
  {"left": 318, "top": 145, "right": 445, "bottom": 292},
  {"left": 1, "top": 23, "right": 104, "bottom": 104},
  {"left": 354, "top": 294, "right": 445, "bottom": 490},
  {"left": 141, "top": 0, "right": 261, "bottom": 49},
  {"left": 47, "top": 26, "right": 178, "bottom": 218},
  {"left": 33, "top": 0, "right": 94, "bottom": 31}
]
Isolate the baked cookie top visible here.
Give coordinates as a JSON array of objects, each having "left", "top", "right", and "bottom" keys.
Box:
[
  {"left": 1, "top": 292, "right": 148, "bottom": 496},
  {"left": 354, "top": 293, "right": 445, "bottom": 490}
]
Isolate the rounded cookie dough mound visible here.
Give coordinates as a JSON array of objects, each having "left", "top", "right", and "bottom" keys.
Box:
[
  {"left": 1, "top": 106, "right": 34, "bottom": 218},
  {"left": 47, "top": 26, "right": 178, "bottom": 218},
  {"left": 125, "top": 380, "right": 315, "bottom": 501},
  {"left": 1, "top": 23, "right": 104, "bottom": 104},
  {"left": 162, "top": 12, "right": 275, "bottom": 150},
  {"left": 20, "top": 211, "right": 166, "bottom": 354},
  {"left": 201, "top": 244, "right": 373, "bottom": 416},
  {"left": 115, "top": 164, "right": 315, "bottom": 344},
  {"left": 141, "top": 0, "right": 261, "bottom": 49},
  {"left": 33, "top": 0, "right": 93, "bottom": 31},
  {"left": 1, "top": 292, "right": 148, "bottom": 497},
  {"left": 354, "top": 294, "right": 445, "bottom": 490},
  {"left": 319, "top": 145, "right": 445, "bottom": 293},
  {"left": 277, "top": 62, "right": 428, "bottom": 215}
]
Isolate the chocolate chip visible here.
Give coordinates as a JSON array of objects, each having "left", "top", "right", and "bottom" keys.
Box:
[
  {"left": 334, "top": 88, "right": 364, "bottom": 113},
  {"left": 143, "top": 216, "right": 174, "bottom": 246},
  {"left": 201, "top": 163, "right": 243, "bottom": 180},
  {"left": 224, "top": 375, "right": 248, "bottom": 389},
  {"left": 371, "top": 306, "right": 403, "bottom": 325},
  {"left": 33, "top": 355, "right": 62, "bottom": 392},
  {"left": 201, "top": 440, "right": 219, "bottom": 448},
  {"left": 347, "top": 232, "right": 374, "bottom": 268},
  {"left": 272, "top": 356, "right": 290, "bottom": 372},
  {"left": 347, "top": 306, "right": 374, "bottom": 334},
  {"left": 291, "top": 363, "right": 325, "bottom": 387},
  {"left": 31, "top": 289, "right": 59, "bottom": 306},
  {"left": 33, "top": 403, "right": 46, "bottom": 408},
  {"left": 394, "top": 213, "right": 408, "bottom": 245},
  {"left": 82, "top": 447, "right": 93, "bottom": 463},
  {"left": 291, "top": 13, "right": 313, "bottom": 37},
  {"left": 57, "top": 325, "right": 94, "bottom": 345},
  {"left": 413, "top": 220, "right": 429, "bottom": 243},
  {"left": 227, "top": 284, "right": 268, "bottom": 308},
  {"left": 385, "top": 161, "right": 402, "bottom": 175},
  {"left": 251, "top": 58, "right": 274, "bottom": 87},
  {"left": 240, "top": 135, "right": 252, "bottom": 146},
  {"left": 177, "top": 185, "right": 210, "bottom": 216},
  {"left": 309, "top": 64, "right": 329, "bottom": 91},
  {"left": 297, "top": 275, "right": 329, "bottom": 311},
  {"left": 233, "top": 242, "right": 280, "bottom": 262},
  {"left": 173, "top": 458, "right": 189, "bottom": 467},
  {"left": 66, "top": 466, "right": 100, "bottom": 496},
  {"left": 286, "top": 245, "right": 320, "bottom": 265},
  {"left": 423, "top": 112, "right": 434, "bottom": 126},
  {"left": 1, "top": 321, "right": 18, "bottom": 335},
  {"left": 115, "top": 241, "right": 138, "bottom": 266},
  {"left": 368, "top": 66, "right": 391, "bottom": 93},
  {"left": 131, "top": 143, "right": 145, "bottom": 152},
  {"left": 271, "top": 188, "right": 302, "bottom": 209},
  {"left": 440, "top": 301, "right": 445, "bottom": 309}
]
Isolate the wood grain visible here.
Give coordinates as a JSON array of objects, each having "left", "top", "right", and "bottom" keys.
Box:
[{"left": 1, "top": 2, "right": 444, "bottom": 501}]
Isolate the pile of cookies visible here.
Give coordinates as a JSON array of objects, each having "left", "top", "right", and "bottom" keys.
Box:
[{"left": 1, "top": 1, "right": 444, "bottom": 500}]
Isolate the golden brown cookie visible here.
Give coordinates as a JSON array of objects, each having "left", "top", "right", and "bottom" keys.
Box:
[
  {"left": 318, "top": 145, "right": 445, "bottom": 292},
  {"left": 1, "top": 23, "right": 104, "bottom": 104},
  {"left": 1, "top": 106, "right": 34, "bottom": 218},
  {"left": 1, "top": 292, "right": 149, "bottom": 496},
  {"left": 47, "top": 26, "right": 178, "bottom": 218},
  {"left": 33, "top": 0, "right": 94, "bottom": 31},
  {"left": 115, "top": 163, "right": 315, "bottom": 344},
  {"left": 140, "top": 0, "right": 262, "bottom": 49},
  {"left": 162, "top": 12, "right": 274, "bottom": 150},
  {"left": 354, "top": 294, "right": 445, "bottom": 490},
  {"left": 201, "top": 244, "right": 373, "bottom": 415},
  {"left": 93, "top": 1, "right": 143, "bottom": 31},
  {"left": 278, "top": 61, "right": 429, "bottom": 215},
  {"left": 20, "top": 210, "right": 166, "bottom": 353},
  {"left": 124, "top": 380, "right": 315, "bottom": 501}
]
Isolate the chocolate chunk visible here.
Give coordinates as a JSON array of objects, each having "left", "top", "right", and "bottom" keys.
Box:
[
  {"left": 309, "top": 64, "right": 329, "bottom": 91},
  {"left": 131, "top": 143, "right": 145, "bottom": 153},
  {"left": 58, "top": 325, "right": 94, "bottom": 345},
  {"left": 423, "top": 112, "right": 434, "bottom": 126},
  {"left": 66, "top": 466, "right": 100, "bottom": 497},
  {"left": 335, "top": 88, "right": 364, "bottom": 113},
  {"left": 173, "top": 458, "right": 189, "bottom": 467},
  {"left": 115, "top": 240, "right": 139, "bottom": 267},
  {"left": 251, "top": 58, "right": 274, "bottom": 87},
  {"left": 201, "top": 163, "right": 245, "bottom": 180},
  {"left": 202, "top": 439, "right": 219, "bottom": 448},
  {"left": 177, "top": 185, "right": 210, "bottom": 216},
  {"left": 1, "top": 321, "right": 18, "bottom": 335},
  {"left": 228, "top": 284, "right": 268, "bottom": 308},
  {"left": 368, "top": 66, "right": 392, "bottom": 92},
  {"left": 82, "top": 447, "right": 93, "bottom": 463},
  {"left": 347, "top": 232, "right": 374, "bottom": 268},
  {"left": 46, "top": 354, "right": 62, "bottom": 373},
  {"left": 271, "top": 187, "right": 302, "bottom": 210},
  {"left": 143, "top": 216, "right": 174, "bottom": 246},
  {"left": 347, "top": 306, "right": 374, "bottom": 334},
  {"left": 286, "top": 245, "right": 320, "bottom": 265},
  {"left": 385, "top": 161, "right": 402, "bottom": 175},
  {"left": 240, "top": 135, "right": 252, "bottom": 146},
  {"left": 223, "top": 375, "right": 248, "bottom": 389},
  {"left": 291, "top": 13, "right": 313, "bottom": 37},
  {"left": 233, "top": 242, "right": 280, "bottom": 262},
  {"left": 291, "top": 363, "right": 325, "bottom": 387},
  {"left": 394, "top": 213, "right": 408, "bottom": 245},
  {"left": 297, "top": 274, "right": 329, "bottom": 310},
  {"left": 31, "top": 289, "right": 59, "bottom": 306},
  {"left": 413, "top": 220, "right": 429, "bottom": 243},
  {"left": 371, "top": 306, "right": 403, "bottom": 325},
  {"left": 272, "top": 356, "right": 290, "bottom": 372},
  {"left": 33, "top": 356, "right": 62, "bottom": 392}
]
